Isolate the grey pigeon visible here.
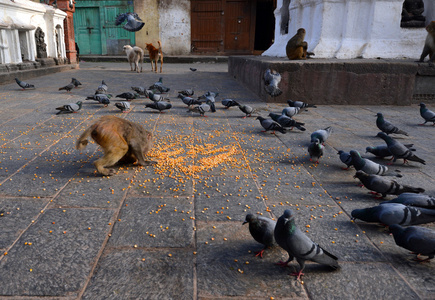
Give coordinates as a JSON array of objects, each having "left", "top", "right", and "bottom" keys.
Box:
[
  {"left": 263, "top": 69, "right": 282, "bottom": 97},
  {"left": 58, "top": 82, "right": 74, "bottom": 92},
  {"left": 377, "top": 132, "right": 425, "bottom": 165},
  {"left": 149, "top": 77, "right": 170, "bottom": 93},
  {"left": 86, "top": 94, "right": 111, "bottom": 106},
  {"left": 365, "top": 144, "right": 415, "bottom": 158},
  {"left": 15, "top": 78, "right": 35, "bottom": 90},
  {"left": 389, "top": 224, "right": 435, "bottom": 261},
  {"left": 269, "top": 113, "right": 306, "bottom": 131},
  {"left": 350, "top": 150, "right": 388, "bottom": 175},
  {"left": 198, "top": 91, "right": 219, "bottom": 99},
  {"left": 198, "top": 92, "right": 218, "bottom": 112},
  {"left": 189, "top": 101, "right": 211, "bottom": 117},
  {"left": 381, "top": 193, "right": 435, "bottom": 208},
  {"left": 221, "top": 99, "right": 240, "bottom": 109},
  {"left": 178, "top": 94, "right": 202, "bottom": 107},
  {"left": 338, "top": 150, "right": 353, "bottom": 170},
  {"left": 148, "top": 91, "right": 169, "bottom": 102},
  {"left": 115, "top": 12, "right": 145, "bottom": 32},
  {"left": 56, "top": 101, "right": 82, "bottom": 115},
  {"left": 145, "top": 101, "right": 172, "bottom": 113},
  {"left": 115, "top": 101, "right": 131, "bottom": 113},
  {"left": 282, "top": 107, "right": 300, "bottom": 118},
  {"left": 178, "top": 88, "right": 194, "bottom": 96},
  {"left": 256, "top": 117, "right": 286, "bottom": 134},
  {"left": 71, "top": 78, "right": 82, "bottom": 87},
  {"left": 308, "top": 139, "right": 324, "bottom": 164},
  {"left": 376, "top": 113, "right": 408, "bottom": 136},
  {"left": 95, "top": 80, "right": 108, "bottom": 94},
  {"left": 419, "top": 103, "right": 435, "bottom": 126},
  {"left": 116, "top": 92, "right": 139, "bottom": 101},
  {"left": 131, "top": 86, "right": 149, "bottom": 97},
  {"left": 287, "top": 100, "right": 316, "bottom": 108},
  {"left": 238, "top": 104, "right": 256, "bottom": 118},
  {"left": 311, "top": 126, "right": 332, "bottom": 144},
  {"left": 354, "top": 170, "right": 425, "bottom": 198},
  {"left": 243, "top": 214, "right": 276, "bottom": 258},
  {"left": 274, "top": 209, "right": 339, "bottom": 280},
  {"left": 351, "top": 203, "right": 435, "bottom": 226}
]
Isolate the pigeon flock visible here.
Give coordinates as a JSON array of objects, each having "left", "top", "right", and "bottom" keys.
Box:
[{"left": 12, "top": 67, "right": 435, "bottom": 284}]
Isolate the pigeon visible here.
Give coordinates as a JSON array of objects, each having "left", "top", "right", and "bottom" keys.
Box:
[
  {"left": 376, "top": 112, "right": 408, "bottom": 136},
  {"left": 15, "top": 78, "right": 35, "bottom": 90},
  {"left": 148, "top": 91, "right": 169, "bottom": 102},
  {"left": 86, "top": 94, "right": 112, "bottom": 106},
  {"left": 131, "top": 86, "right": 149, "bottom": 97},
  {"left": 178, "top": 94, "right": 202, "bottom": 107},
  {"left": 55, "top": 101, "right": 82, "bottom": 115},
  {"left": 381, "top": 193, "right": 435, "bottom": 208},
  {"left": 116, "top": 92, "right": 139, "bottom": 101},
  {"left": 351, "top": 203, "right": 435, "bottom": 226},
  {"left": 115, "top": 101, "right": 131, "bottom": 113},
  {"left": 354, "top": 170, "right": 425, "bottom": 198},
  {"left": 221, "top": 99, "right": 240, "bottom": 109},
  {"left": 115, "top": 12, "right": 145, "bottom": 32},
  {"left": 282, "top": 107, "right": 300, "bottom": 118},
  {"left": 263, "top": 69, "right": 282, "bottom": 97},
  {"left": 178, "top": 88, "right": 194, "bottom": 96},
  {"left": 310, "top": 126, "right": 332, "bottom": 144},
  {"left": 287, "top": 100, "right": 316, "bottom": 108},
  {"left": 308, "top": 139, "right": 324, "bottom": 164},
  {"left": 419, "top": 103, "right": 435, "bottom": 126},
  {"left": 337, "top": 150, "right": 353, "bottom": 170},
  {"left": 198, "top": 91, "right": 219, "bottom": 99},
  {"left": 198, "top": 92, "right": 218, "bottom": 112},
  {"left": 349, "top": 150, "right": 388, "bottom": 175},
  {"left": 149, "top": 77, "right": 170, "bottom": 93},
  {"left": 365, "top": 144, "right": 415, "bottom": 158},
  {"left": 377, "top": 132, "right": 425, "bottom": 165},
  {"left": 243, "top": 214, "right": 276, "bottom": 258},
  {"left": 71, "top": 78, "right": 82, "bottom": 87},
  {"left": 58, "top": 82, "right": 75, "bottom": 92},
  {"left": 190, "top": 68, "right": 197, "bottom": 72},
  {"left": 145, "top": 101, "right": 172, "bottom": 113},
  {"left": 95, "top": 80, "right": 108, "bottom": 94},
  {"left": 189, "top": 101, "right": 211, "bottom": 117},
  {"left": 238, "top": 104, "right": 256, "bottom": 118},
  {"left": 256, "top": 117, "right": 286, "bottom": 134},
  {"left": 389, "top": 224, "right": 435, "bottom": 261},
  {"left": 274, "top": 209, "right": 339, "bottom": 280},
  {"left": 269, "top": 113, "right": 305, "bottom": 131}
]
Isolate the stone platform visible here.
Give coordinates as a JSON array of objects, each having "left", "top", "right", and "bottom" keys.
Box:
[{"left": 229, "top": 56, "right": 435, "bottom": 105}]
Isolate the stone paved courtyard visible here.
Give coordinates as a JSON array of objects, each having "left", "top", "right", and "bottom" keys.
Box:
[{"left": 0, "top": 62, "right": 434, "bottom": 299}]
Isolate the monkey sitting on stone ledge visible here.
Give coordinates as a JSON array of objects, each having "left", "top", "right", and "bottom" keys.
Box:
[
  {"left": 416, "top": 21, "right": 435, "bottom": 66},
  {"left": 286, "top": 28, "right": 314, "bottom": 60}
]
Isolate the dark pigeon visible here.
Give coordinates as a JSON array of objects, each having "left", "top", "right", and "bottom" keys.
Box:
[
  {"left": 58, "top": 82, "right": 75, "bottom": 92},
  {"left": 243, "top": 214, "right": 276, "bottom": 258},
  {"left": 149, "top": 77, "right": 170, "bottom": 93},
  {"left": 115, "top": 101, "right": 131, "bottom": 113},
  {"left": 269, "top": 113, "right": 306, "bottom": 131},
  {"left": 376, "top": 112, "right": 408, "bottom": 136},
  {"left": 377, "top": 132, "right": 425, "bottom": 165},
  {"left": 145, "top": 101, "right": 172, "bottom": 113},
  {"left": 338, "top": 150, "right": 353, "bottom": 170},
  {"left": 308, "top": 139, "right": 324, "bottom": 164},
  {"left": 311, "top": 127, "right": 332, "bottom": 144},
  {"left": 116, "top": 92, "right": 139, "bottom": 101},
  {"left": 178, "top": 94, "right": 202, "bottom": 107},
  {"left": 287, "top": 99, "right": 316, "bottom": 108},
  {"left": 381, "top": 193, "right": 435, "bottom": 208},
  {"left": 350, "top": 150, "right": 388, "bottom": 175},
  {"left": 419, "top": 103, "right": 435, "bottom": 126},
  {"left": 238, "top": 104, "right": 256, "bottom": 118},
  {"left": 221, "top": 99, "right": 240, "bottom": 109},
  {"left": 256, "top": 117, "right": 286, "bottom": 134},
  {"left": 71, "top": 78, "right": 82, "bottom": 87},
  {"left": 115, "top": 12, "right": 145, "bottom": 32}
]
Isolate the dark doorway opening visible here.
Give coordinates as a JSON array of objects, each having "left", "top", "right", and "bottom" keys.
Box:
[{"left": 254, "top": 0, "right": 275, "bottom": 53}]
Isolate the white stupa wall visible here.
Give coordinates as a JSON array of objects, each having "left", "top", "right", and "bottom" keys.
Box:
[
  {"left": 263, "top": 0, "right": 433, "bottom": 59},
  {"left": 0, "top": 0, "right": 66, "bottom": 64}
]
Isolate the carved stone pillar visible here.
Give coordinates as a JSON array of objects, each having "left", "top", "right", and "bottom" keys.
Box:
[{"left": 52, "top": 0, "right": 77, "bottom": 64}]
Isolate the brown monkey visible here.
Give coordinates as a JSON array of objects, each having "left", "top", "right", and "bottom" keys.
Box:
[
  {"left": 417, "top": 21, "right": 435, "bottom": 65},
  {"left": 76, "top": 116, "right": 155, "bottom": 176},
  {"left": 286, "top": 28, "right": 309, "bottom": 60}
]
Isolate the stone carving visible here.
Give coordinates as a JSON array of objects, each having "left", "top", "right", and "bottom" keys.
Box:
[
  {"left": 35, "top": 27, "right": 47, "bottom": 58},
  {"left": 401, "top": 0, "right": 426, "bottom": 27}
]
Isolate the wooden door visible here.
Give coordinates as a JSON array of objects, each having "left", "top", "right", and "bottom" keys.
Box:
[
  {"left": 191, "top": 0, "right": 225, "bottom": 53},
  {"left": 224, "top": 0, "right": 255, "bottom": 52},
  {"left": 74, "top": 7, "right": 102, "bottom": 55}
]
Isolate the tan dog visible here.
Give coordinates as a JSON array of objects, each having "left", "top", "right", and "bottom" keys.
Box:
[
  {"left": 145, "top": 41, "right": 163, "bottom": 73},
  {"left": 123, "top": 45, "right": 144, "bottom": 73}
]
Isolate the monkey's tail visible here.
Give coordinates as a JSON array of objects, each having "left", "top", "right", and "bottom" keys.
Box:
[{"left": 76, "top": 125, "right": 94, "bottom": 150}]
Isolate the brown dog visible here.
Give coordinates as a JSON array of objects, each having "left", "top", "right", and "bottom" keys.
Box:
[
  {"left": 145, "top": 41, "right": 163, "bottom": 73},
  {"left": 76, "top": 116, "right": 155, "bottom": 176},
  {"left": 123, "top": 45, "right": 143, "bottom": 73}
]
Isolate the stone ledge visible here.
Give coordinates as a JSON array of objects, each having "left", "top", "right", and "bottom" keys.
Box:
[
  {"left": 0, "top": 62, "right": 78, "bottom": 84},
  {"left": 228, "top": 56, "right": 435, "bottom": 105}
]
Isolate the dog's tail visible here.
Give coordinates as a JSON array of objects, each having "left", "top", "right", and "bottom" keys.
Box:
[{"left": 158, "top": 40, "right": 162, "bottom": 52}]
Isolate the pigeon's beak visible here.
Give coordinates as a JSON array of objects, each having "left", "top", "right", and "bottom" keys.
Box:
[{"left": 242, "top": 221, "right": 248, "bottom": 225}]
